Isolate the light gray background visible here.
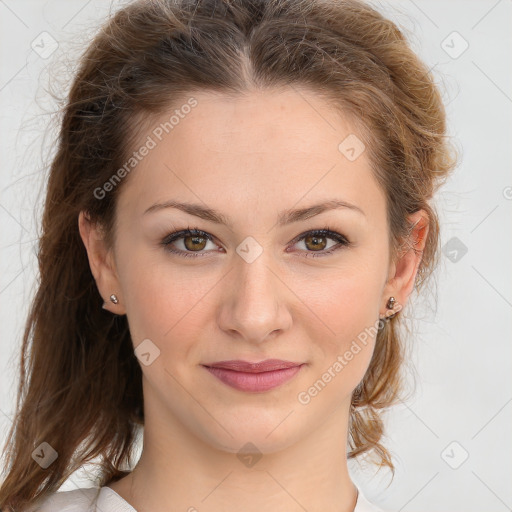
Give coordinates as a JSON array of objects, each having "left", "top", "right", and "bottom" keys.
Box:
[{"left": 0, "top": 1, "right": 511, "bottom": 511}]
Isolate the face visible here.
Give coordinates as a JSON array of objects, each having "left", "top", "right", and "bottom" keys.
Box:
[{"left": 82, "top": 88, "right": 418, "bottom": 455}]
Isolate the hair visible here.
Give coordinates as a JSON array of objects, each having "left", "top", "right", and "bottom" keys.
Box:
[{"left": 0, "top": 0, "right": 458, "bottom": 509}]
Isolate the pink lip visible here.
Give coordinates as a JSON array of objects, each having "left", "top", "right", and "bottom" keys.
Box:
[
  {"left": 205, "top": 359, "right": 302, "bottom": 372},
  {"left": 202, "top": 359, "right": 304, "bottom": 392}
]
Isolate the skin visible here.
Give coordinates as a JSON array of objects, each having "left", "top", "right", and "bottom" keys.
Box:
[{"left": 79, "top": 87, "right": 428, "bottom": 512}]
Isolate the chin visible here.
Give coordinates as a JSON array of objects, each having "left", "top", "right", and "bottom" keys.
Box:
[{"left": 196, "top": 413, "right": 306, "bottom": 456}]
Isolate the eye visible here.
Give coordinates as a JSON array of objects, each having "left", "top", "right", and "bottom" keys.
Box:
[
  {"left": 288, "top": 228, "right": 351, "bottom": 258},
  {"left": 161, "top": 227, "right": 219, "bottom": 258},
  {"left": 161, "top": 226, "right": 352, "bottom": 259}
]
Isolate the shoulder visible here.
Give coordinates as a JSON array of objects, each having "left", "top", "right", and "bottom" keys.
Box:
[
  {"left": 355, "top": 486, "right": 392, "bottom": 512},
  {"left": 23, "top": 487, "right": 101, "bottom": 512}
]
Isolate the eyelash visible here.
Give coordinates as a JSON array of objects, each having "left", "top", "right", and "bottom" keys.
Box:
[{"left": 160, "top": 226, "right": 352, "bottom": 259}]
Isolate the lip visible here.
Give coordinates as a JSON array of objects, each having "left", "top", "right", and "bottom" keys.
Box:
[
  {"left": 205, "top": 359, "right": 302, "bottom": 372},
  {"left": 202, "top": 359, "right": 304, "bottom": 392}
]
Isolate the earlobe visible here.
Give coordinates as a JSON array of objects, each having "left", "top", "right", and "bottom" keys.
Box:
[{"left": 78, "top": 211, "right": 125, "bottom": 314}]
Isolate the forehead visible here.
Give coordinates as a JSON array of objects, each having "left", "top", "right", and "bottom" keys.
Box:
[{"left": 116, "top": 88, "right": 386, "bottom": 226}]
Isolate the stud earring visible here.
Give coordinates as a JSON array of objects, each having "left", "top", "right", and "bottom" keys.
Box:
[
  {"left": 386, "top": 296, "right": 396, "bottom": 310},
  {"left": 379, "top": 296, "right": 397, "bottom": 322},
  {"left": 110, "top": 294, "right": 119, "bottom": 304}
]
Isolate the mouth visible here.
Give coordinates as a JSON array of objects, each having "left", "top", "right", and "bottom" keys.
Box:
[{"left": 202, "top": 359, "right": 304, "bottom": 392}]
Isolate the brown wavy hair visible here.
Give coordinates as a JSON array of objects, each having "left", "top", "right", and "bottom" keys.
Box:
[{"left": 0, "top": 0, "right": 458, "bottom": 509}]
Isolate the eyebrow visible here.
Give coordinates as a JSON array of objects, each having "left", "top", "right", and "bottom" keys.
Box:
[{"left": 143, "top": 198, "right": 365, "bottom": 227}]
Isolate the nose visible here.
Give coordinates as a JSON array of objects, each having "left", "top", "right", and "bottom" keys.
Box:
[{"left": 217, "top": 252, "right": 293, "bottom": 344}]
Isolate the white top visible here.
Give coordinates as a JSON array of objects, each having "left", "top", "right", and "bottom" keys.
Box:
[{"left": 25, "top": 485, "right": 389, "bottom": 512}]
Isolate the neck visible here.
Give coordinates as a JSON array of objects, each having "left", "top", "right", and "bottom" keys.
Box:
[{"left": 110, "top": 400, "right": 359, "bottom": 512}]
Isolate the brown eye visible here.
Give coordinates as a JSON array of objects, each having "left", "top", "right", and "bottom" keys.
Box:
[
  {"left": 162, "top": 228, "right": 218, "bottom": 258},
  {"left": 303, "top": 234, "right": 327, "bottom": 251},
  {"left": 291, "top": 229, "right": 351, "bottom": 258},
  {"left": 162, "top": 227, "right": 351, "bottom": 259},
  {"left": 183, "top": 234, "right": 208, "bottom": 251}
]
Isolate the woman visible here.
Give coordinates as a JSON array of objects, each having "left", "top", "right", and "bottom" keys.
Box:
[{"left": 0, "top": 0, "right": 457, "bottom": 510}]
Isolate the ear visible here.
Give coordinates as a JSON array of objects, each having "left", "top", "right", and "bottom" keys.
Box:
[
  {"left": 380, "top": 209, "right": 429, "bottom": 319},
  {"left": 78, "top": 210, "right": 126, "bottom": 315}
]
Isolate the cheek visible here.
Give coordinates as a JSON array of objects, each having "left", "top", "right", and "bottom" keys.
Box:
[
  {"left": 304, "top": 260, "right": 384, "bottom": 336},
  {"left": 301, "top": 262, "right": 385, "bottom": 384},
  {"left": 117, "top": 249, "right": 218, "bottom": 354}
]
